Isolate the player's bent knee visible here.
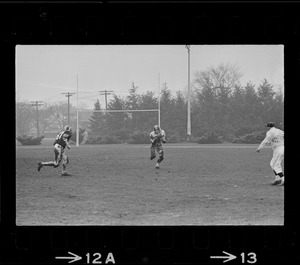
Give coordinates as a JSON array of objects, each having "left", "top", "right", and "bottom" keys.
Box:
[{"left": 54, "top": 159, "right": 62, "bottom": 168}]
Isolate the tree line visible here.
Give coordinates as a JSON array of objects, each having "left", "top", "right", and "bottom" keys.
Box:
[
  {"left": 190, "top": 64, "right": 284, "bottom": 141},
  {"left": 86, "top": 82, "right": 188, "bottom": 143},
  {"left": 87, "top": 64, "right": 283, "bottom": 143},
  {"left": 16, "top": 63, "right": 283, "bottom": 144}
]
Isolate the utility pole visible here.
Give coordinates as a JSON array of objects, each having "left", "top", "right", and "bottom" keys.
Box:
[
  {"left": 30, "top": 101, "right": 44, "bottom": 137},
  {"left": 99, "top": 90, "right": 113, "bottom": 110},
  {"left": 158, "top": 73, "right": 161, "bottom": 128},
  {"left": 185, "top": 45, "right": 191, "bottom": 139},
  {"left": 62, "top": 92, "right": 75, "bottom": 125}
]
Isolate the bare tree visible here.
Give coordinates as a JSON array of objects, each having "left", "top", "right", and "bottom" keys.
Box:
[
  {"left": 193, "top": 63, "right": 243, "bottom": 95},
  {"left": 38, "top": 102, "right": 56, "bottom": 136},
  {"left": 48, "top": 101, "right": 74, "bottom": 130},
  {"left": 16, "top": 102, "right": 35, "bottom": 136}
]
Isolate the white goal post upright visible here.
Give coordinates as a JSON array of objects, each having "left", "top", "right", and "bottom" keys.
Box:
[
  {"left": 76, "top": 74, "right": 79, "bottom": 147},
  {"left": 158, "top": 73, "right": 161, "bottom": 128}
]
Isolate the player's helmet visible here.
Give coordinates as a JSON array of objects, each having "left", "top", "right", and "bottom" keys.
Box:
[
  {"left": 64, "top": 125, "right": 72, "bottom": 131},
  {"left": 153, "top": 125, "right": 160, "bottom": 131},
  {"left": 266, "top": 122, "right": 275, "bottom": 128}
]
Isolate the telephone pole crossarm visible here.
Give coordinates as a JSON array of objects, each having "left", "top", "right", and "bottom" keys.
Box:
[{"left": 99, "top": 90, "right": 114, "bottom": 110}]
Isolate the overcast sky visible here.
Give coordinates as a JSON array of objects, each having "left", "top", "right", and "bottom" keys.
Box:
[{"left": 16, "top": 45, "right": 284, "bottom": 109}]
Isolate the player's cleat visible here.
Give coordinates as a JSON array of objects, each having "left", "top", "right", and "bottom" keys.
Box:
[
  {"left": 37, "top": 162, "right": 43, "bottom": 172},
  {"left": 271, "top": 179, "right": 282, "bottom": 186},
  {"left": 61, "top": 172, "right": 71, "bottom": 176},
  {"left": 278, "top": 177, "right": 284, "bottom": 186},
  {"left": 155, "top": 163, "right": 160, "bottom": 169}
]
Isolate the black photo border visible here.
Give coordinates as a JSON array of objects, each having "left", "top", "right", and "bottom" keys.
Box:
[{"left": 1, "top": 1, "right": 299, "bottom": 264}]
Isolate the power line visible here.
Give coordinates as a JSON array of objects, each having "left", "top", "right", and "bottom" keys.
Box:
[
  {"left": 69, "top": 94, "right": 99, "bottom": 101},
  {"left": 99, "top": 90, "right": 114, "bottom": 110},
  {"left": 42, "top": 93, "right": 63, "bottom": 102}
]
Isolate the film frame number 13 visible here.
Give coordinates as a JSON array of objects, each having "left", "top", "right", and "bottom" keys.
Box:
[{"left": 241, "top": 252, "right": 257, "bottom": 264}]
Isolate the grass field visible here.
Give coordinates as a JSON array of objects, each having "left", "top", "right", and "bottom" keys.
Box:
[{"left": 16, "top": 142, "right": 284, "bottom": 226}]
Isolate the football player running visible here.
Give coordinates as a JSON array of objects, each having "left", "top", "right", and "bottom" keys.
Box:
[
  {"left": 38, "top": 125, "right": 72, "bottom": 176},
  {"left": 150, "top": 125, "right": 166, "bottom": 169},
  {"left": 256, "top": 122, "right": 284, "bottom": 185}
]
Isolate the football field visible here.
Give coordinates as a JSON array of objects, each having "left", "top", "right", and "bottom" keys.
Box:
[{"left": 16, "top": 143, "right": 284, "bottom": 226}]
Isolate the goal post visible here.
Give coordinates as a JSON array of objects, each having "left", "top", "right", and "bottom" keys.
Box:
[
  {"left": 76, "top": 108, "right": 160, "bottom": 146},
  {"left": 92, "top": 109, "right": 159, "bottom": 113}
]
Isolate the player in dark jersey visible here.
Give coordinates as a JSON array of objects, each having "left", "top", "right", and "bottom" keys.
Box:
[{"left": 38, "top": 125, "right": 72, "bottom": 176}]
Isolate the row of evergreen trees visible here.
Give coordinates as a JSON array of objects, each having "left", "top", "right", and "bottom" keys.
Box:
[{"left": 87, "top": 78, "right": 283, "bottom": 144}]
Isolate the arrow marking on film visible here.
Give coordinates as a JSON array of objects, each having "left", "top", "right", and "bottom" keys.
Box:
[
  {"left": 210, "top": 251, "right": 237, "bottom": 263},
  {"left": 55, "top": 252, "right": 82, "bottom": 263}
]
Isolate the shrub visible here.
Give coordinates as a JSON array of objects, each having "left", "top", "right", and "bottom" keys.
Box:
[
  {"left": 235, "top": 127, "right": 255, "bottom": 137},
  {"left": 164, "top": 130, "right": 181, "bottom": 143},
  {"left": 222, "top": 133, "right": 236, "bottom": 143},
  {"left": 127, "top": 131, "right": 150, "bottom": 144},
  {"left": 113, "top": 128, "right": 131, "bottom": 141},
  {"left": 85, "top": 134, "right": 102, "bottom": 144},
  {"left": 85, "top": 134, "right": 121, "bottom": 144},
  {"left": 17, "top": 135, "right": 45, "bottom": 145},
  {"left": 185, "top": 135, "right": 199, "bottom": 143},
  {"left": 232, "top": 131, "right": 266, "bottom": 144},
  {"left": 197, "top": 132, "right": 223, "bottom": 144},
  {"left": 100, "top": 135, "right": 122, "bottom": 144},
  {"left": 70, "top": 128, "right": 86, "bottom": 144}
]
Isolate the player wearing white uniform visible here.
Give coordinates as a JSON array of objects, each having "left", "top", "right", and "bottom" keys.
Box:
[
  {"left": 256, "top": 122, "right": 284, "bottom": 185},
  {"left": 150, "top": 125, "right": 166, "bottom": 169},
  {"left": 37, "top": 125, "right": 72, "bottom": 176}
]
